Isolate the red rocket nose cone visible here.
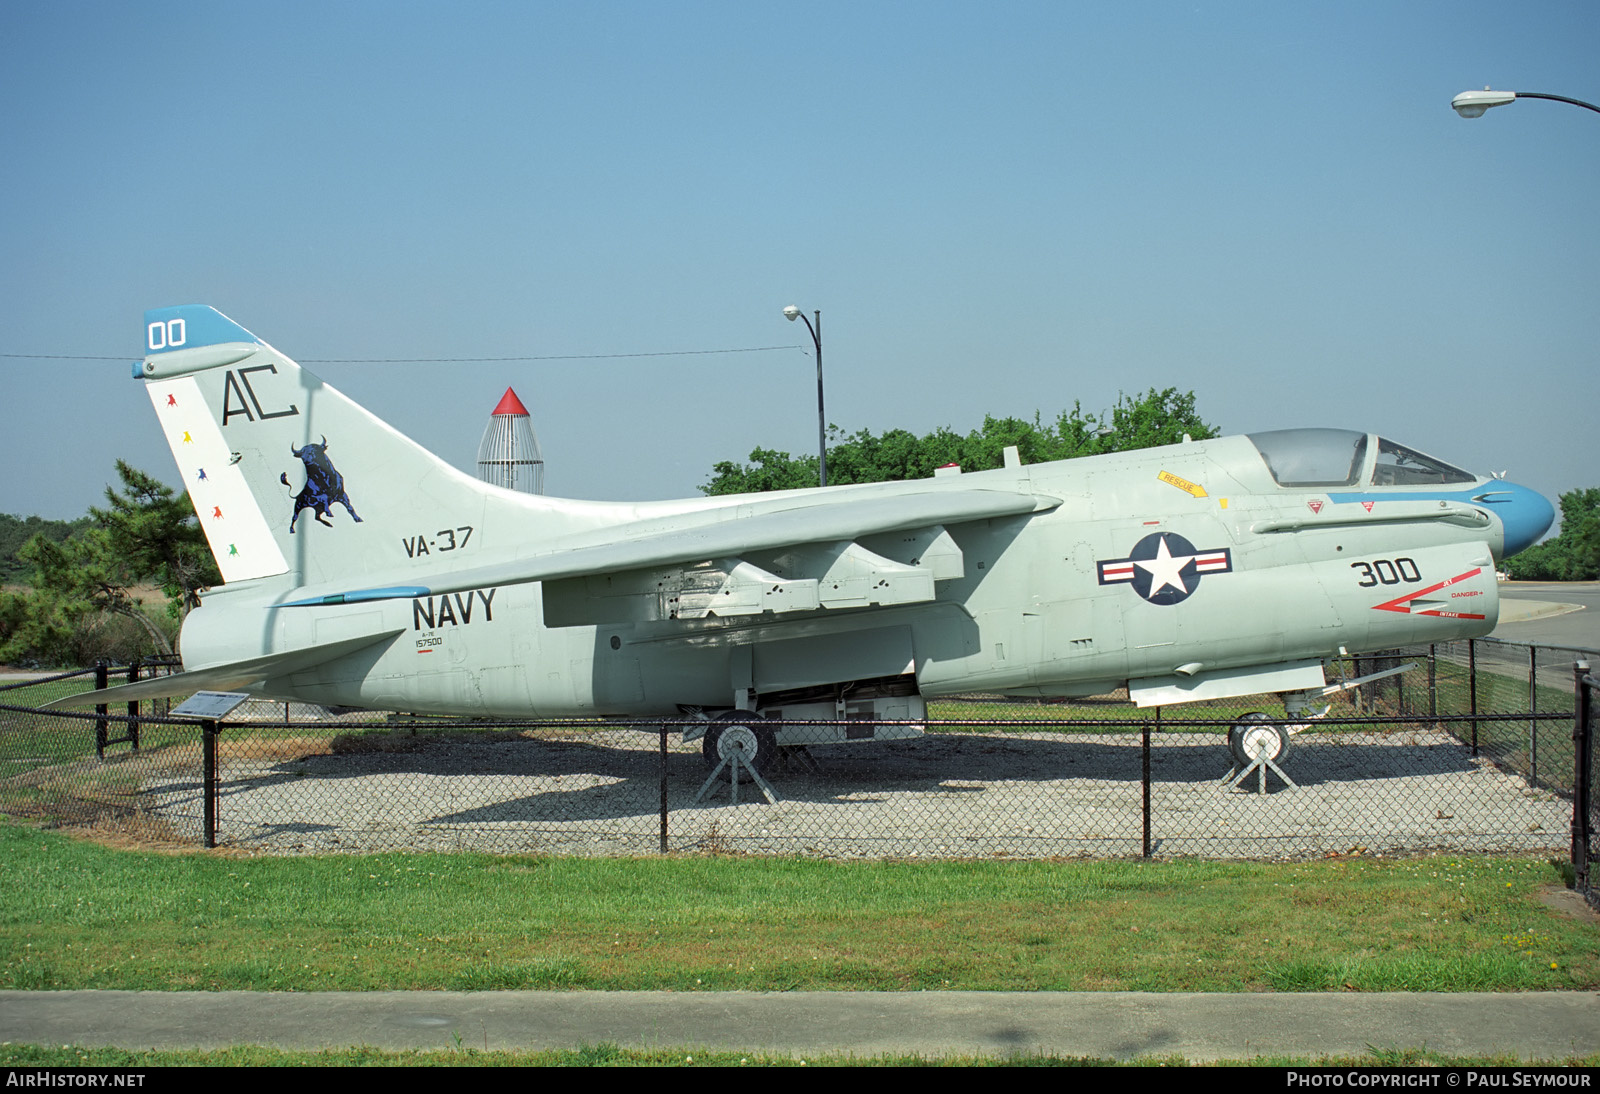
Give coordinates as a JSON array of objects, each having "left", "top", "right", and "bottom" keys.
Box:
[{"left": 492, "top": 387, "right": 530, "bottom": 417}]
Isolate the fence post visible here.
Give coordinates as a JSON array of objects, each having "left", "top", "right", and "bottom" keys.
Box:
[
  {"left": 125, "top": 660, "right": 141, "bottom": 751},
  {"left": 203, "top": 719, "right": 218, "bottom": 849},
  {"left": 1530, "top": 646, "right": 1540, "bottom": 788},
  {"left": 1142, "top": 710, "right": 1155, "bottom": 859},
  {"left": 93, "top": 661, "right": 109, "bottom": 759},
  {"left": 1572, "top": 662, "right": 1591, "bottom": 899},
  {"left": 659, "top": 725, "right": 669, "bottom": 855},
  {"left": 1469, "top": 640, "right": 1479, "bottom": 756},
  {"left": 1428, "top": 644, "right": 1437, "bottom": 719}
]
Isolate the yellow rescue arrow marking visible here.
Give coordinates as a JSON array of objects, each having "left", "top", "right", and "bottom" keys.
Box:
[{"left": 1158, "top": 470, "right": 1207, "bottom": 499}]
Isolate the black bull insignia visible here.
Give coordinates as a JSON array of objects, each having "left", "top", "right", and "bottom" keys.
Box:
[{"left": 280, "top": 436, "right": 363, "bottom": 532}]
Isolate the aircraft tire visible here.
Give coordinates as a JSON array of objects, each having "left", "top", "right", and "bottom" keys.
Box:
[
  {"left": 1228, "top": 712, "right": 1289, "bottom": 768},
  {"left": 702, "top": 711, "right": 778, "bottom": 784}
]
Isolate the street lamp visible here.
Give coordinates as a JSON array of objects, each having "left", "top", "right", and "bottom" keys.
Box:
[
  {"left": 782, "top": 305, "right": 827, "bottom": 487},
  {"left": 1452, "top": 87, "right": 1600, "bottom": 118}
]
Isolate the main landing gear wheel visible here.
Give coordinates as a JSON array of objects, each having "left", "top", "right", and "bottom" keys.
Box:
[
  {"left": 702, "top": 711, "right": 778, "bottom": 784},
  {"left": 1228, "top": 712, "right": 1289, "bottom": 769}
]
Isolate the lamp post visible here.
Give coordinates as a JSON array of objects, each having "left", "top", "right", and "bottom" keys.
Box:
[
  {"left": 1451, "top": 88, "right": 1600, "bottom": 118},
  {"left": 782, "top": 305, "right": 827, "bottom": 487}
]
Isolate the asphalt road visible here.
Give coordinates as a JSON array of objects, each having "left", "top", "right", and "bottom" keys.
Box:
[{"left": 1493, "top": 581, "right": 1600, "bottom": 653}]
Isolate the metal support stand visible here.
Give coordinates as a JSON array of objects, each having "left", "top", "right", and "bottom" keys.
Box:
[
  {"left": 694, "top": 743, "right": 779, "bottom": 805},
  {"left": 1222, "top": 753, "right": 1299, "bottom": 794}
]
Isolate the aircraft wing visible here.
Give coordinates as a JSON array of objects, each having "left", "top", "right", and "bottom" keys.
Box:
[
  {"left": 284, "top": 487, "right": 1061, "bottom": 617},
  {"left": 42, "top": 630, "right": 404, "bottom": 711},
  {"left": 49, "top": 487, "right": 1055, "bottom": 710}
]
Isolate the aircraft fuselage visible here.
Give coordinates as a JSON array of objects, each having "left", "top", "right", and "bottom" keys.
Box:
[{"left": 179, "top": 430, "right": 1517, "bottom": 719}]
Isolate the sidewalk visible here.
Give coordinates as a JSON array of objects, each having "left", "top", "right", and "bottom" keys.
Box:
[{"left": 3, "top": 990, "right": 1597, "bottom": 1062}]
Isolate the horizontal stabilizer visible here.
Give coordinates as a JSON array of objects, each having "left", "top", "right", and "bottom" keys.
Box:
[{"left": 43, "top": 630, "right": 403, "bottom": 711}]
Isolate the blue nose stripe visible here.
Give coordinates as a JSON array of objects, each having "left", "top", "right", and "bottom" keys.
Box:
[{"left": 1485, "top": 481, "right": 1556, "bottom": 558}]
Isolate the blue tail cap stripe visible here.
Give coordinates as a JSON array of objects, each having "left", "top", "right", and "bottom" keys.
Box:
[{"left": 143, "top": 305, "right": 261, "bottom": 356}]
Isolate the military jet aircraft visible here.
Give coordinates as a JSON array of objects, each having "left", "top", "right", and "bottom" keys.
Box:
[{"left": 58, "top": 305, "right": 1555, "bottom": 779}]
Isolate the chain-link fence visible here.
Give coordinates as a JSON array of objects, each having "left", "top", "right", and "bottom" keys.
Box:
[{"left": 0, "top": 641, "right": 1588, "bottom": 861}]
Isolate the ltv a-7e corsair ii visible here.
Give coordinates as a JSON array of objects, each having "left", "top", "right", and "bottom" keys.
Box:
[{"left": 60, "top": 305, "right": 1555, "bottom": 779}]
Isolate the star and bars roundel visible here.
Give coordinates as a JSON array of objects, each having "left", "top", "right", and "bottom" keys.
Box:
[{"left": 1097, "top": 532, "right": 1233, "bottom": 606}]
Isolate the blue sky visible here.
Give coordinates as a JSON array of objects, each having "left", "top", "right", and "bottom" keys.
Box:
[{"left": 2, "top": 1, "right": 1595, "bottom": 524}]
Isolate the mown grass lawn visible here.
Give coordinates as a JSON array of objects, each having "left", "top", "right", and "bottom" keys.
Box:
[{"left": 1, "top": 820, "right": 1593, "bottom": 994}]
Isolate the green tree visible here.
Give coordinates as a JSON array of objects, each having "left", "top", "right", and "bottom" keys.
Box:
[
  {"left": 0, "top": 513, "right": 90, "bottom": 584},
  {"left": 8, "top": 527, "right": 166, "bottom": 661},
  {"left": 1501, "top": 488, "right": 1600, "bottom": 581},
  {"left": 701, "top": 388, "right": 1217, "bottom": 495},
  {"left": 91, "top": 460, "right": 219, "bottom": 615},
  {"left": 0, "top": 463, "right": 219, "bottom": 666}
]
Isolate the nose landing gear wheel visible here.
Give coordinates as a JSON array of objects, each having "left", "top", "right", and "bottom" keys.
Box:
[{"left": 1228, "top": 711, "right": 1289, "bottom": 769}]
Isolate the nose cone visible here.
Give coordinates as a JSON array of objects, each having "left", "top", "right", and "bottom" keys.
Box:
[{"left": 1476, "top": 481, "right": 1556, "bottom": 559}]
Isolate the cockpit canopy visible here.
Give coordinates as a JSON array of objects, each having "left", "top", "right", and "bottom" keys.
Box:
[{"left": 1247, "top": 429, "right": 1476, "bottom": 489}]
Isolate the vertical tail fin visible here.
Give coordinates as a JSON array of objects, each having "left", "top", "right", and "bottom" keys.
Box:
[{"left": 141, "top": 305, "right": 497, "bottom": 590}]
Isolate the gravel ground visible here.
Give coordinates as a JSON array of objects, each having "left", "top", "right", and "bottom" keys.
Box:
[{"left": 139, "top": 726, "right": 1572, "bottom": 859}]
